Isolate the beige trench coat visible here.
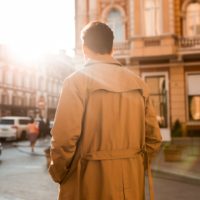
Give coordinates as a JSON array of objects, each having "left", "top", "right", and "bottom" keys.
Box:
[{"left": 49, "top": 58, "right": 162, "bottom": 200}]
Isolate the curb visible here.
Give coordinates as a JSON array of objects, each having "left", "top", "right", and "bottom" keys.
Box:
[{"left": 152, "top": 169, "right": 200, "bottom": 185}]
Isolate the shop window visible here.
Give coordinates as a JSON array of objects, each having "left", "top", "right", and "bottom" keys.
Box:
[
  {"left": 144, "top": 74, "right": 168, "bottom": 128},
  {"left": 187, "top": 74, "right": 200, "bottom": 121},
  {"left": 186, "top": 3, "right": 200, "bottom": 36},
  {"left": 144, "top": 0, "right": 162, "bottom": 36},
  {"left": 107, "top": 8, "right": 125, "bottom": 42}
]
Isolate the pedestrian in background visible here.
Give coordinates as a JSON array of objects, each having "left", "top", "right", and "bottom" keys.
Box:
[
  {"left": 27, "top": 118, "right": 39, "bottom": 153},
  {"left": 44, "top": 118, "right": 51, "bottom": 138},
  {"left": 39, "top": 116, "right": 46, "bottom": 138},
  {"left": 49, "top": 21, "right": 162, "bottom": 200}
]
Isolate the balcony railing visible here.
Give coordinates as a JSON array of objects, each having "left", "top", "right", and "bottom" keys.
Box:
[
  {"left": 143, "top": 38, "right": 161, "bottom": 47},
  {"left": 179, "top": 37, "right": 200, "bottom": 48},
  {"left": 113, "top": 41, "right": 130, "bottom": 57}
]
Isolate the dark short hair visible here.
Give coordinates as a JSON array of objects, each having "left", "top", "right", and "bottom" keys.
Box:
[{"left": 81, "top": 21, "right": 114, "bottom": 54}]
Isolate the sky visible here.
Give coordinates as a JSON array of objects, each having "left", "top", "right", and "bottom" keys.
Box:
[{"left": 0, "top": 0, "right": 75, "bottom": 59}]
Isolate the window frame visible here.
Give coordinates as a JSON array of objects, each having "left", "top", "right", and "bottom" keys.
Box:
[
  {"left": 142, "top": 71, "right": 170, "bottom": 141},
  {"left": 142, "top": 71, "right": 169, "bottom": 128},
  {"left": 186, "top": 72, "right": 200, "bottom": 124},
  {"left": 101, "top": 5, "right": 127, "bottom": 42}
]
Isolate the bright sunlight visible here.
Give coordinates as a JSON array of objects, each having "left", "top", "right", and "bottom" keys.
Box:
[{"left": 0, "top": 0, "right": 75, "bottom": 61}]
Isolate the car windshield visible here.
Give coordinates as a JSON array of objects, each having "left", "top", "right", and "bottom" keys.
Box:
[{"left": 0, "top": 119, "right": 15, "bottom": 125}]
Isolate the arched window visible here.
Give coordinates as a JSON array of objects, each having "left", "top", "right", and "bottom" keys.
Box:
[
  {"left": 144, "top": 0, "right": 161, "bottom": 36},
  {"left": 186, "top": 2, "right": 200, "bottom": 36},
  {"left": 107, "top": 8, "right": 125, "bottom": 42}
]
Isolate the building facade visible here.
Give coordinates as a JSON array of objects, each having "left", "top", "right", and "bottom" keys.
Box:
[
  {"left": 0, "top": 46, "right": 74, "bottom": 120},
  {"left": 75, "top": 0, "right": 200, "bottom": 138}
]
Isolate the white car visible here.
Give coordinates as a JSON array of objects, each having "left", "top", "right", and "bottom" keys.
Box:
[{"left": 0, "top": 116, "right": 31, "bottom": 141}]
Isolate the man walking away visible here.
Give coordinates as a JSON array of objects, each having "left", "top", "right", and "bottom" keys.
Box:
[{"left": 49, "top": 21, "right": 162, "bottom": 200}]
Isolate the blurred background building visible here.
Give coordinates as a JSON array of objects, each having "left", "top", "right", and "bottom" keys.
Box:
[
  {"left": 0, "top": 45, "right": 74, "bottom": 120},
  {"left": 75, "top": 0, "right": 200, "bottom": 138}
]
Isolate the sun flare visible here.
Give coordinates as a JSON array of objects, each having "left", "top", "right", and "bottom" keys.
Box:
[{"left": 0, "top": 0, "right": 75, "bottom": 61}]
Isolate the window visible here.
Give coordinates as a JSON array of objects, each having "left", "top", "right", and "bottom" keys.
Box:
[
  {"left": 19, "top": 119, "right": 30, "bottom": 125},
  {"left": 48, "top": 80, "right": 52, "bottom": 93},
  {"left": 0, "top": 119, "right": 14, "bottom": 125},
  {"left": 2, "top": 92, "right": 9, "bottom": 105},
  {"left": 12, "top": 94, "right": 19, "bottom": 106},
  {"left": 144, "top": 0, "right": 161, "bottom": 36},
  {"left": 107, "top": 8, "right": 125, "bottom": 42},
  {"left": 186, "top": 3, "right": 200, "bottom": 36},
  {"left": 187, "top": 74, "right": 200, "bottom": 121},
  {"left": 144, "top": 74, "right": 168, "bottom": 128},
  {"left": 38, "top": 76, "right": 45, "bottom": 91},
  {"left": 5, "top": 70, "right": 12, "bottom": 85},
  {"left": 21, "top": 94, "right": 27, "bottom": 106},
  {"left": 12, "top": 72, "right": 21, "bottom": 87}
]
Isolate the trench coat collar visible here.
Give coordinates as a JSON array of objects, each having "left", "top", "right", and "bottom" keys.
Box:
[
  {"left": 84, "top": 57, "right": 122, "bottom": 68},
  {"left": 82, "top": 58, "right": 148, "bottom": 96}
]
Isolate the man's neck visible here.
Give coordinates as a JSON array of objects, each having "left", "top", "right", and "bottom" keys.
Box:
[{"left": 86, "top": 53, "right": 114, "bottom": 63}]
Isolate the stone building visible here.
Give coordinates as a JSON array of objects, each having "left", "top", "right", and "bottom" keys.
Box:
[
  {"left": 0, "top": 46, "right": 74, "bottom": 120},
  {"left": 75, "top": 0, "right": 200, "bottom": 138}
]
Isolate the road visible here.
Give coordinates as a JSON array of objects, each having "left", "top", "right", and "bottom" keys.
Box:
[
  {"left": 0, "top": 142, "right": 57, "bottom": 200},
  {"left": 0, "top": 142, "right": 199, "bottom": 200}
]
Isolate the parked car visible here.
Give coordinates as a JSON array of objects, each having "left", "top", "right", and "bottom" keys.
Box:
[{"left": 0, "top": 116, "right": 31, "bottom": 141}]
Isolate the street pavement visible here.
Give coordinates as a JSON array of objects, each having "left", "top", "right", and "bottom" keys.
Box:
[
  {"left": 0, "top": 137, "right": 199, "bottom": 200},
  {"left": 152, "top": 137, "right": 200, "bottom": 185},
  {"left": 0, "top": 139, "right": 57, "bottom": 200},
  {"left": 14, "top": 136, "right": 200, "bottom": 185}
]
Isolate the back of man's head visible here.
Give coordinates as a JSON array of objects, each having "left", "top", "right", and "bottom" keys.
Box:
[{"left": 81, "top": 21, "right": 114, "bottom": 55}]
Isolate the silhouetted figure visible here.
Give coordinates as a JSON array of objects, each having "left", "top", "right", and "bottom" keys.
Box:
[
  {"left": 45, "top": 118, "right": 51, "bottom": 137},
  {"left": 39, "top": 117, "right": 46, "bottom": 138}
]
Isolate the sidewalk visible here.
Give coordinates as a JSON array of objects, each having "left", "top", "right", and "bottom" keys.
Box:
[
  {"left": 13, "top": 137, "right": 200, "bottom": 184},
  {"left": 152, "top": 137, "right": 200, "bottom": 185},
  {"left": 12, "top": 137, "right": 51, "bottom": 156}
]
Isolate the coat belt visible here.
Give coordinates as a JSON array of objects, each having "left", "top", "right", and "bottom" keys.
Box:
[
  {"left": 81, "top": 147, "right": 145, "bottom": 161},
  {"left": 81, "top": 146, "right": 154, "bottom": 200}
]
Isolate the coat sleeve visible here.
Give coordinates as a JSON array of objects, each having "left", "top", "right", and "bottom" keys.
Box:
[
  {"left": 145, "top": 96, "right": 162, "bottom": 159},
  {"left": 49, "top": 78, "right": 84, "bottom": 183}
]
